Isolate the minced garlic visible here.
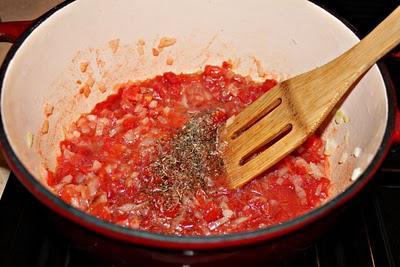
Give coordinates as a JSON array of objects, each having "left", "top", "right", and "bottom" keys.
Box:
[{"left": 335, "top": 110, "right": 349, "bottom": 124}]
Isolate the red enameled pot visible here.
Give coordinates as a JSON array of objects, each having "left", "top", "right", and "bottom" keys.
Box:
[{"left": 0, "top": 1, "right": 399, "bottom": 262}]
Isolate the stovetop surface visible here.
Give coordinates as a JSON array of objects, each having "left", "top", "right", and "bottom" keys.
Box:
[{"left": 1, "top": 1, "right": 400, "bottom": 266}]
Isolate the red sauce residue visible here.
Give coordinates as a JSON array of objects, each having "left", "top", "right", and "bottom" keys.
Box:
[{"left": 48, "top": 62, "right": 330, "bottom": 235}]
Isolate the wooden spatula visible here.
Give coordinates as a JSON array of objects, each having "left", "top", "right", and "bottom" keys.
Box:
[{"left": 221, "top": 6, "right": 400, "bottom": 189}]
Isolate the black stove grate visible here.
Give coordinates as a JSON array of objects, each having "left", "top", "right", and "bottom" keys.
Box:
[
  {"left": 2, "top": 171, "right": 399, "bottom": 267},
  {"left": 1, "top": 1, "right": 400, "bottom": 266}
]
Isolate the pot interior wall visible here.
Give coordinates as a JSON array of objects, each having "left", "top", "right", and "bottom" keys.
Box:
[{"left": 1, "top": 0, "right": 388, "bottom": 198}]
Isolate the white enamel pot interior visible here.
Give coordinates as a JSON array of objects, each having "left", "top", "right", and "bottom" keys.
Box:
[{"left": 0, "top": 0, "right": 394, "bottom": 249}]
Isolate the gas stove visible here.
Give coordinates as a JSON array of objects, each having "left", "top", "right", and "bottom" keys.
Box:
[{"left": 1, "top": 1, "right": 400, "bottom": 266}]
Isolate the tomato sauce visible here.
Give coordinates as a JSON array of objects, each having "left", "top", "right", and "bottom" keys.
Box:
[{"left": 49, "top": 62, "right": 330, "bottom": 235}]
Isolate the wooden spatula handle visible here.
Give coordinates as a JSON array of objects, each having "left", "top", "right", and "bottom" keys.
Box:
[
  {"left": 328, "top": 6, "right": 400, "bottom": 93},
  {"left": 297, "top": 5, "right": 400, "bottom": 121},
  {"left": 350, "top": 5, "right": 400, "bottom": 69}
]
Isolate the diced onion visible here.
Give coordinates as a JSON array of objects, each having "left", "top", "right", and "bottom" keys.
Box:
[
  {"left": 158, "top": 116, "right": 168, "bottom": 124},
  {"left": 87, "top": 178, "right": 99, "bottom": 197},
  {"left": 151, "top": 128, "right": 160, "bottom": 134},
  {"left": 208, "top": 216, "right": 229, "bottom": 230},
  {"left": 63, "top": 149, "right": 75, "bottom": 159},
  {"left": 92, "top": 160, "right": 102, "bottom": 171},
  {"left": 76, "top": 174, "right": 85, "bottom": 184},
  {"left": 277, "top": 166, "right": 289, "bottom": 176},
  {"left": 149, "top": 100, "right": 158, "bottom": 108},
  {"left": 88, "top": 121, "right": 96, "bottom": 129},
  {"left": 324, "top": 139, "right": 337, "bottom": 156},
  {"left": 95, "top": 194, "right": 107, "bottom": 204},
  {"left": 61, "top": 175, "right": 73, "bottom": 184},
  {"left": 119, "top": 203, "right": 137, "bottom": 212},
  {"left": 123, "top": 129, "right": 137, "bottom": 144},
  {"left": 222, "top": 209, "right": 234, "bottom": 218},
  {"left": 309, "top": 163, "right": 324, "bottom": 179},
  {"left": 141, "top": 117, "right": 150, "bottom": 125},
  {"left": 163, "top": 106, "right": 171, "bottom": 114},
  {"left": 105, "top": 164, "right": 117, "bottom": 174},
  {"left": 220, "top": 201, "right": 229, "bottom": 210},
  {"left": 181, "top": 95, "right": 189, "bottom": 108},
  {"left": 315, "top": 184, "right": 323, "bottom": 196},
  {"left": 109, "top": 128, "right": 118, "bottom": 137},
  {"left": 233, "top": 217, "right": 248, "bottom": 225},
  {"left": 134, "top": 104, "right": 144, "bottom": 113},
  {"left": 87, "top": 115, "right": 97, "bottom": 121},
  {"left": 225, "top": 115, "right": 235, "bottom": 127},
  {"left": 290, "top": 175, "right": 307, "bottom": 205},
  {"left": 351, "top": 168, "right": 362, "bottom": 181},
  {"left": 141, "top": 137, "right": 155, "bottom": 146},
  {"left": 353, "top": 147, "right": 362, "bottom": 158},
  {"left": 227, "top": 84, "right": 239, "bottom": 96},
  {"left": 73, "top": 130, "right": 81, "bottom": 137},
  {"left": 96, "top": 118, "right": 108, "bottom": 136},
  {"left": 339, "top": 152, "right": 348, "bottom": 164},
  {"left": 71, "top": 197, "right": 80, "bottom": 208}
]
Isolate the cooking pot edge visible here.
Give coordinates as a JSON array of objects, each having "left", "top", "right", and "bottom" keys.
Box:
[{"left": 0, "top": 0, "right": 397, "bottom": 250}]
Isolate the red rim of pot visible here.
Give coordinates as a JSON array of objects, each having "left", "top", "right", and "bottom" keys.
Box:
[{"left": 0, "top": 0, "right": 398, "bottom": 250}]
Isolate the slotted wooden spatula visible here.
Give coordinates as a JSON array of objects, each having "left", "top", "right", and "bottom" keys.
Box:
[{"left": 221, "top": 6, "right": 400, "bottom": 189}]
